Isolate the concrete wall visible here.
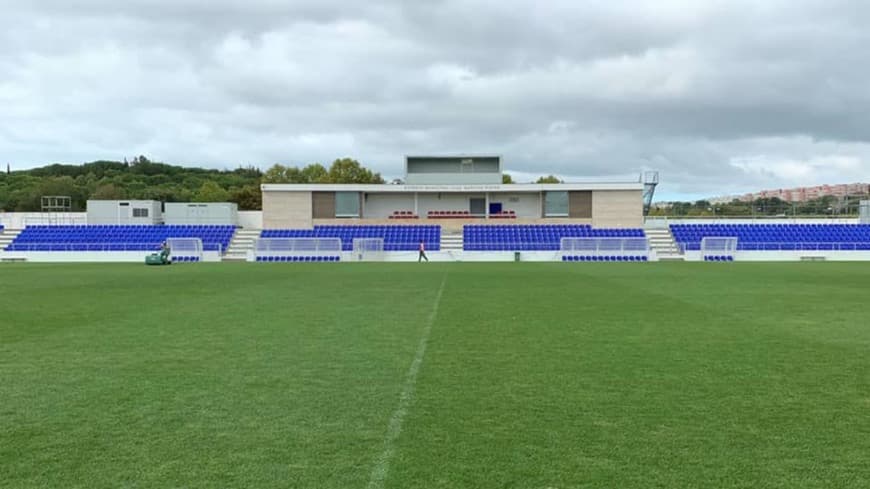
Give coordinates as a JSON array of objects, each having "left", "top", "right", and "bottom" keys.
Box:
[
  {"left": 364, "top": 194, "right": 416, "bottom": 218},
  {"left": 262, "top": 191, "right": 312, "bottom": 229},
  {"left": 417, "top": 193, "right": 485, "bottom": 214},
  {"left": 238, "top": 211, "right": 263, "bottom": 229},
  {"left": 312, "top": 217, "right": 592, "bottom": 233},
  {"left": 361, "top": 192, "right": 541, "bottom": 219},
  {"left": 592, "top": 190, "right": 643, "bottom": 228}
]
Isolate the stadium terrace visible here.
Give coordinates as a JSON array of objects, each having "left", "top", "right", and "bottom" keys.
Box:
[{"left": 1, "top": 155, "right": 870, "bottom": 263}]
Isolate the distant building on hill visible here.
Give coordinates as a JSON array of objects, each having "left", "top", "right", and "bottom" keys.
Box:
[{"left": 710, "top": 183, "right": 870, "bottom": 203}]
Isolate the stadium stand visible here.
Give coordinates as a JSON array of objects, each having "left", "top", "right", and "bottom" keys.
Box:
[
  {"left": 464, "top": 225, "right": 646, "bottom": 251},
  {"left": 671, "top": 224, "right": 870, "bottom": 251},
  {"left": 260, "top": 225, "right": 441, "bottom": 251},
  {"left": 6, "top": 225, "right": 235, "bottom": 252}
]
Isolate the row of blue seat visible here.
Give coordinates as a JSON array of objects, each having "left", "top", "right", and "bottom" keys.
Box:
[
  {"left": 704, "top": 256, "right": 735, "bottom": 262},
  {"left": 11, "top": 225, "right": 234, "bottom": 252},
  {"left": 172, "top": 256, "right": 201, "bottom": 263},
  {"left": 465, "top": 225, "right": 646, "bottom": 251},
  {"left": 562, "top": 256, "right": 649, "bottom": 262},
  {"left": 6, "top": 243, "right": 225, "bottom": 252},
  {"left": 255, "top": 256, "right": 341, "bottom": 262},
  {"left": 23, "top": 225, "right": 235, "bottom": 230}
]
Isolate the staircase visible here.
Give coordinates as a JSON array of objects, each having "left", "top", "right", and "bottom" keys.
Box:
[
  {"left": 222, "top": 229, "right": 261, "bottom": 262},
  {"left": 0, "top": 228, "right": 22, "bottom": 251},
  {"left": 440, "top": 231, "right": 463, "bottom": 252},
  {"left": 645, "top": 227, "right": 684, "bottom": 261}
]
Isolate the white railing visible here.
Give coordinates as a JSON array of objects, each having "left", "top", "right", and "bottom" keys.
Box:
[
  {"left": 678, "top": 241, "right": 870, "bottom": 252},
  {"left": 560, "top": 237, "right": 650, "bottom": 256},
  {"left": 254, "top": 238, "right": 343, "bottom": 256},
  {"left": 5, "top": 242, "right": 223, "bottom": 252}
]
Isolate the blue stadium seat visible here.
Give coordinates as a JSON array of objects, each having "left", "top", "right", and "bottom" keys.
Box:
[
  {"left": 670, "top": 223, "right": 870, "bottom": 254},
  {"left": 464, "top": 225, "right": 646, "bottom": 251},
  {"left": 8, "top": 224, "right": 236, "bottom": 253}
]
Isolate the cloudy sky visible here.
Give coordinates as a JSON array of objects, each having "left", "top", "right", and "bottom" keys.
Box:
[{"left": 1, "top": 0, "right": 869, "bottom": 200}]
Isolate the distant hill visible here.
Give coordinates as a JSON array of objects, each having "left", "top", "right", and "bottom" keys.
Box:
[
  {"left": 0, "top": 156, "right": 263, "bottom": 212},
  {"left": 0, "top": 156, "right": 385, "bottom": 212}
]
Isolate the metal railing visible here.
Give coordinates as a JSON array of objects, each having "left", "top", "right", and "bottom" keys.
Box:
[
  {"left": 5, "top": 242, "right": 223, "bottom": 252},
  {"left": 678, "top": 241, "right": 870, "bottom": 252}
]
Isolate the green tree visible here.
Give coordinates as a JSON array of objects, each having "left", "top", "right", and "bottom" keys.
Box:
[
  {"left": 535, "top": 175, "right": 562, "bottom": 184},
  {"left": 502, "top": 173, "right": 514, "bottom": 184},
  {"left": 194, "top": 181, "right": 230, "bottom": 202},
  {"left": 326, "top": 158, "right": 384, "bottom": 184},
  {"left": 91, "top": 183, "right": 125, "bottom": 200},
  {"left": 262, "top": 164, "right": 301, "bottom": 184},
  {"left": 230, "top": 185, "right": 263, "bottom": 210},
  {"left": 300, "top": 163, "right": 328, "bottom": 183}
]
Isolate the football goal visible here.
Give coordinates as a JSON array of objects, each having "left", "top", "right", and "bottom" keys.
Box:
[
  {"left": 166, "top": 237, "right": 204, "bottom": 262},
  {"left": 701, "top": 237, "right": 738, "bottom": 261},
  {"left": 254, "top": 237, "right": 343, "bottom": 260},
  {"left": 352, "top": 238, "right": 385, "bottom": 261},
  {"left": 560, "top": 237, "right": 650, "bottom": 259}
]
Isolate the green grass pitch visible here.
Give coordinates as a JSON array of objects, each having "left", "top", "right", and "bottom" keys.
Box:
[{"left": 1, "top": 262, "right": 869, "bottom": 488}]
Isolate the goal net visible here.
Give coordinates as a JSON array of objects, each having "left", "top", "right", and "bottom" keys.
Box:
[
  {"left": 254, "top": 237, "right": 342, "bottom": 260},
  {"left": 560, "top": 237, "right": 650, "bottom": 259},
  {"left": 166, "top": 238, "right": 203, "bottom": 262},
  {"left": 701, "top": 237, "right": 738, "bottom": 261},
  {"left": 353, "top": 238, "right": 385, "bottom": 261}
]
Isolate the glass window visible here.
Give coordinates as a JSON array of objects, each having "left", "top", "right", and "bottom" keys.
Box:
[
  {"left": 544, "top": 191, "right": 568, "bottom": 217},
  {"left": 335, "top": 192, "right": 360, "bottom": 218},
  {"left": 133, "top": 208, "right": 149, "bottom": 218}
]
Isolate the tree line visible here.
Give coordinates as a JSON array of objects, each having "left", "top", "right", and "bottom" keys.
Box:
[{"left": 0, "top": 157, "right": 385, "bottom": 212}]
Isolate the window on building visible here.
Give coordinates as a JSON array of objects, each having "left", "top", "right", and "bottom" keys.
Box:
[
  {"left": 133, "top": 208, "right": 149, "bottom": 218},
  {"left": 335, "top": 192, "right": 361, "bottom": 218},
  {"left": 544, "top": 191, "right": 568, "bottom": 217}
]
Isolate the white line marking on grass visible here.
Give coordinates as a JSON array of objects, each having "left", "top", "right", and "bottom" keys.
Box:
[{"left": 367, "top": 272, "right": 448, "bottom": 489}]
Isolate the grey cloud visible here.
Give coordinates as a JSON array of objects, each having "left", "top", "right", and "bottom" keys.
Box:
[{"left": 1, "top": 0, "right": 870, "bottom": 199}]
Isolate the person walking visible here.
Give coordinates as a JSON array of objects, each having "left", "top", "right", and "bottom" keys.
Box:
[{"left": 418, "top": 240, "right": 429, "bottom": 262}]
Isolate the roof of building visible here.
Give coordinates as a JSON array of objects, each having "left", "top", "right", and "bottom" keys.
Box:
[{"left": 261, "top": 182, "right": 643, "bottom": 193}]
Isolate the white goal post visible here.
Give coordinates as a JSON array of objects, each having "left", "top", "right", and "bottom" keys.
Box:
[
  {"left": 166, "top": 238, "right": 203, "bottom": 261},
  {"left": 353, "top": 238, "right": 385, "bottom": 261},
  {"left": 700, "top": 237, "right": 738, "bottom": 260},
  {"left": 254, "top": 237, "right": 342, "bottom": 258},
  {"left": 560, "top": 237, "right": 650, "bottom": 257}
]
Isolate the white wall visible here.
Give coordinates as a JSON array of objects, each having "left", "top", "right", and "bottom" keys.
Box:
[
  {"left": 364, "top": 194, "right": 416, "bottom": 218},
  {"left": 417, "top": 193, "right": 484, "bottom": 214},
  {"left": 238, "top": 211, "right": 263, "bottom": 229}
]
